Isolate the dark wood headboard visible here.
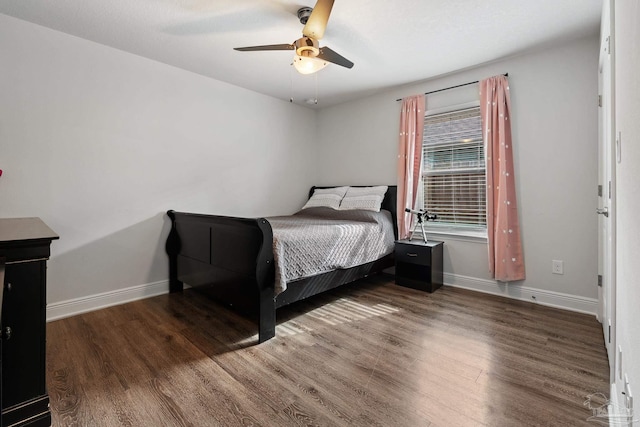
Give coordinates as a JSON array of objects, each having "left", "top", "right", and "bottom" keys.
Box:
[{"left": 309, "top": 185, "right": 398, "bottom": 239}]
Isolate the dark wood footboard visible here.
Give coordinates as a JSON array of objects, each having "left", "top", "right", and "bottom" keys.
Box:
[{"left": 166, "top": 210, "right": 276, "bottom": 342}]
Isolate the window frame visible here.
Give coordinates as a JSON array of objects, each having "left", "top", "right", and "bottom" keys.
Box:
[{"left": 419, "top": 101, "right": 488, "bottom": 241}]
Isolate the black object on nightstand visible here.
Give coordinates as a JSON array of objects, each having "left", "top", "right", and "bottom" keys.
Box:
[{"left": 395, "top": 239, "right": 444, "bottom": 293}]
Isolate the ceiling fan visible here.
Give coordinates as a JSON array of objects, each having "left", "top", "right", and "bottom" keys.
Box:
[{"left": 233, "top": 0, "right": 354, "bottom": 75}]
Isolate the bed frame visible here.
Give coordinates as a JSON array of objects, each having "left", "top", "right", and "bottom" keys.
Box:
[{"left": 165, "top": 185, "right": 398, "bottom": 343}]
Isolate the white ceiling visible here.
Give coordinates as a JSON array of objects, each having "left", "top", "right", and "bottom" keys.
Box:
[{"left": 0, "top": 0, "right": 602, "bottom": 108}]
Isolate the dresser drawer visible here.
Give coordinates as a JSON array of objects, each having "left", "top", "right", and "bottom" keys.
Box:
[
  {"left": 395, "top": 242, "right": 433, "bottom": 265},
  {"left": 2, "top": 260, "right": 46, "bottom": 409}
]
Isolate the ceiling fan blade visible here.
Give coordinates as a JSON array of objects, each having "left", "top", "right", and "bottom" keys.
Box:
[
  {"left": 317, "top": 46, "right": 354, "bottom": 69},
  {"left": 302, "top": 0, "right": 334, "bottom": 40},
  {"left": 234, "top": 44, "right": 294, "bottom": 52}
]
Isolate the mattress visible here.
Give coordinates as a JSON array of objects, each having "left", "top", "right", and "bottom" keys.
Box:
[{"left": 267, "top": 207, "right": 395, "bottom": 295}]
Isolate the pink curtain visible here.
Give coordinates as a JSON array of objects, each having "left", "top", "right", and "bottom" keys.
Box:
[
  {"left": 480, "top": 75, "right": 525, "bottom": 281},
  {"left": 397, "top": 95, "right": 425, "bottom": 239}
]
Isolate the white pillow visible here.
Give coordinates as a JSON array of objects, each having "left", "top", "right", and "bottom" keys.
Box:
[
  {"left": 301, "top": 186, "right": 349, "bottom": 210},
  {"left": 339, "top": 186, "right": 388, "bottom": 212}
]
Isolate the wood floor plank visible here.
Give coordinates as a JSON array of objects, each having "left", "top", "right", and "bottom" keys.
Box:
[{"left": 46, "top": 276, "right": 609, "bottom": 426}]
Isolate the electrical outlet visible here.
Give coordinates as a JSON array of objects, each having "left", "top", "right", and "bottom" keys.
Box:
[{"left": 552, "top": 260, "right": 564, "bottom": 275}]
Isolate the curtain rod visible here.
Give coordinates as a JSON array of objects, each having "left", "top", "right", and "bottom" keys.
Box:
[{"left": 396, "top": 73, "right": 509, "bottom": 102}]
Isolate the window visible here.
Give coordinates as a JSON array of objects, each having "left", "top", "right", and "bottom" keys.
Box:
[{"left": 421, "top": 104, "right": 487, "bottom": 234}]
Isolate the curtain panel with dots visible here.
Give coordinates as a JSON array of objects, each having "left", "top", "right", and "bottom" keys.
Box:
[
  {"left": 480, "top": 75, "right": 525, "bottom": 281},
  {"left": 397, "top": 95, "right": 425, "bottom": 239}
]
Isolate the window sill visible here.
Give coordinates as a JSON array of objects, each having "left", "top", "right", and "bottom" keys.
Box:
[{"left": 423, "top": 228, "right": 488, "bottom": 243}]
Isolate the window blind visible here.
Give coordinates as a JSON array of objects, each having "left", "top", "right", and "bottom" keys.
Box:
[{"left": 422, "top": 106, "right": 487, "bottom": 229}]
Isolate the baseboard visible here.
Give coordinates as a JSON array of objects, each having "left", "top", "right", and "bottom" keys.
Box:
[
  {"left": 443, "top": 273, "right": 598, "bottom": 316},
  {"left": 610, "top": 382, "right": 621, "bottom": 422},
  {"left": 606, "top": 382, "right": 638, "bottom": 425},
  {"left": 46, "top": 280, "right": 170, "bottom": 322},
  {"left": 46, "top": 273, "right": 598, "bottom": 322}
]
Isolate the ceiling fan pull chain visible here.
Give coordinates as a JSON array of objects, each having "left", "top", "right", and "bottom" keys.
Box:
[
  {"left": 314, "top": 72, "right": 319, "bottom": 105},
  {"left": 290, "top": 64, "right": 294, "bottom": 103}
]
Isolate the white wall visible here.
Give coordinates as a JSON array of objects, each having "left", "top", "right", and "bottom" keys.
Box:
[
  {"left": 0, "top": 14, "right": 317, "bottom": 311},
  {"left": 316, "top": 35, "right": 600, "bottom": 310},
  {"left": 613, "top": 0, "right": 640, "bottom": 417}
]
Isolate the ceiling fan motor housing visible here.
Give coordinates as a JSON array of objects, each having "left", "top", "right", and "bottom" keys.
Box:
[
  {"left": 294, "top": 36, "right": 319, "bottom": 57},
  {"left": 297, "top": 7, "right": 313, "bottom": 25}
]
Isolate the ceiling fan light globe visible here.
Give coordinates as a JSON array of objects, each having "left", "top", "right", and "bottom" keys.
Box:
[{"left": 293, "top": 55, "right": 328, "bottom": 75}]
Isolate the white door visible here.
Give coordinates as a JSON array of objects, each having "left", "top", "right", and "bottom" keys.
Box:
[{"left": 597, "top": 0, "right": 616, "bottom": 381}]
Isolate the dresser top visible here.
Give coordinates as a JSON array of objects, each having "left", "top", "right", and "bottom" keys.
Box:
[{"left": 0, "top": 217, "right": 59, "bottom": 244}]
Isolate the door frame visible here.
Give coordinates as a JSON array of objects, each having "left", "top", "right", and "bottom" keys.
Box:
[{"left": 597, "top": 0, "right": 616, "bottom": 383}]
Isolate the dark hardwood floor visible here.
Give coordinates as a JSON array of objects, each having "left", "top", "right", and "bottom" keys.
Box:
[{"left": 46, "top": 276, "right": 610, "bottom": 426}]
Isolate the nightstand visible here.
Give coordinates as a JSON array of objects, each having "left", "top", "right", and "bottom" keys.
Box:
[{"left": 394, "top": 239, "right": 444, "bottom": 293}]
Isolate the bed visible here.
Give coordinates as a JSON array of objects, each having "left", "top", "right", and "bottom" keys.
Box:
[{"left": 165, "top": 185, "right": 398, "bottom": 343}]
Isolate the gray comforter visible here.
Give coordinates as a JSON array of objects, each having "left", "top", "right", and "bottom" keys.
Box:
[{"left": 267, "top": 207, "right": 395, "bottom": 295}]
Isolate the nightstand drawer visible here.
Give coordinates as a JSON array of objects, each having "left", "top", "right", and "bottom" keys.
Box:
[{"left": 395, "top": 244, "right": 432, "bottom": 265}]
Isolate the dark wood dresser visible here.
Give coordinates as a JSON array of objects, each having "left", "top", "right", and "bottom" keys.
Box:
[{"left": 0, "top": 218, "right": 58, "bottom": 427}]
